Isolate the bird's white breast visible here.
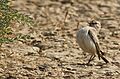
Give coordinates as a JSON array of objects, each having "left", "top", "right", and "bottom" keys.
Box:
[{"left": 76, "top": 27, "right": 96, "bottom": 55}]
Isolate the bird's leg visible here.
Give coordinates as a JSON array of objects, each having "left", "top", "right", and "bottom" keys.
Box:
[{"left": 87, "top": 55, "right": 95, "bottom": 65}]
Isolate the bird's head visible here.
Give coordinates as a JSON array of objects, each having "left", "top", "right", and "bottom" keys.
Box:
[{"left": 89, "top": 20, "right": 101, "bottom": 31}]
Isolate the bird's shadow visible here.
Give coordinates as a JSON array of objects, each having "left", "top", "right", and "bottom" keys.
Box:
[
  {"left": 74, "top": 62, "right": 108, "bottom": 67},
  {"left": 77, "top": 63, "right": 93, "bottom": 66}
]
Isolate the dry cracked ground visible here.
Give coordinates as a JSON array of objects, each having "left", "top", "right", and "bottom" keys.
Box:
[{"left": 0, "top": 0, "right": 120, "bottom": 79}]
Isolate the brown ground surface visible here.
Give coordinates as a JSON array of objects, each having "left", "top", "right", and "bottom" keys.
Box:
[{"left": 0, "top": 0, "right": 120, "bottom": 79}]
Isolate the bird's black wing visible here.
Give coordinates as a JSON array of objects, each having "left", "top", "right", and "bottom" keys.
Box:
[
  {"left": 88, "top": 29, "right": 101, "bottom": 60},
  {"left": 88, "top": 30, "right": 109, "bottom": 63}
]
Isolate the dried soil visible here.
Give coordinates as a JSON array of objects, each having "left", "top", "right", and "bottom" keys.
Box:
[{"left": 0, "top": 0, "right": 120, "bottom": 79}]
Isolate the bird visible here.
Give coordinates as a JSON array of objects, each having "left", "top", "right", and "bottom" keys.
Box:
[{"left": 76, "top": 20, "right": 109, "bottom": 64}]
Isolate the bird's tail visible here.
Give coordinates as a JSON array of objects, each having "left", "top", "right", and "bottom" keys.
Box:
[
  {"left": 100, "top": 51, "right": 109, "bottom": 63},
  {"left": 100, "top": 55, "right": 109, "bottom": 63},
  {"left": 95, "top": 43, "right": 109, "bottom": 63}
]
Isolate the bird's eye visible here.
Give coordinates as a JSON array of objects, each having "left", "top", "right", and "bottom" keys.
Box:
[{"left": 92, "top": 22, "right": 97, "bottom": 24}]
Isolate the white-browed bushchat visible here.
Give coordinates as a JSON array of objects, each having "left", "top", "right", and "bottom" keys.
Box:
[{"left": 76, "top": 20, "right": 109, "bottom": 64}]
